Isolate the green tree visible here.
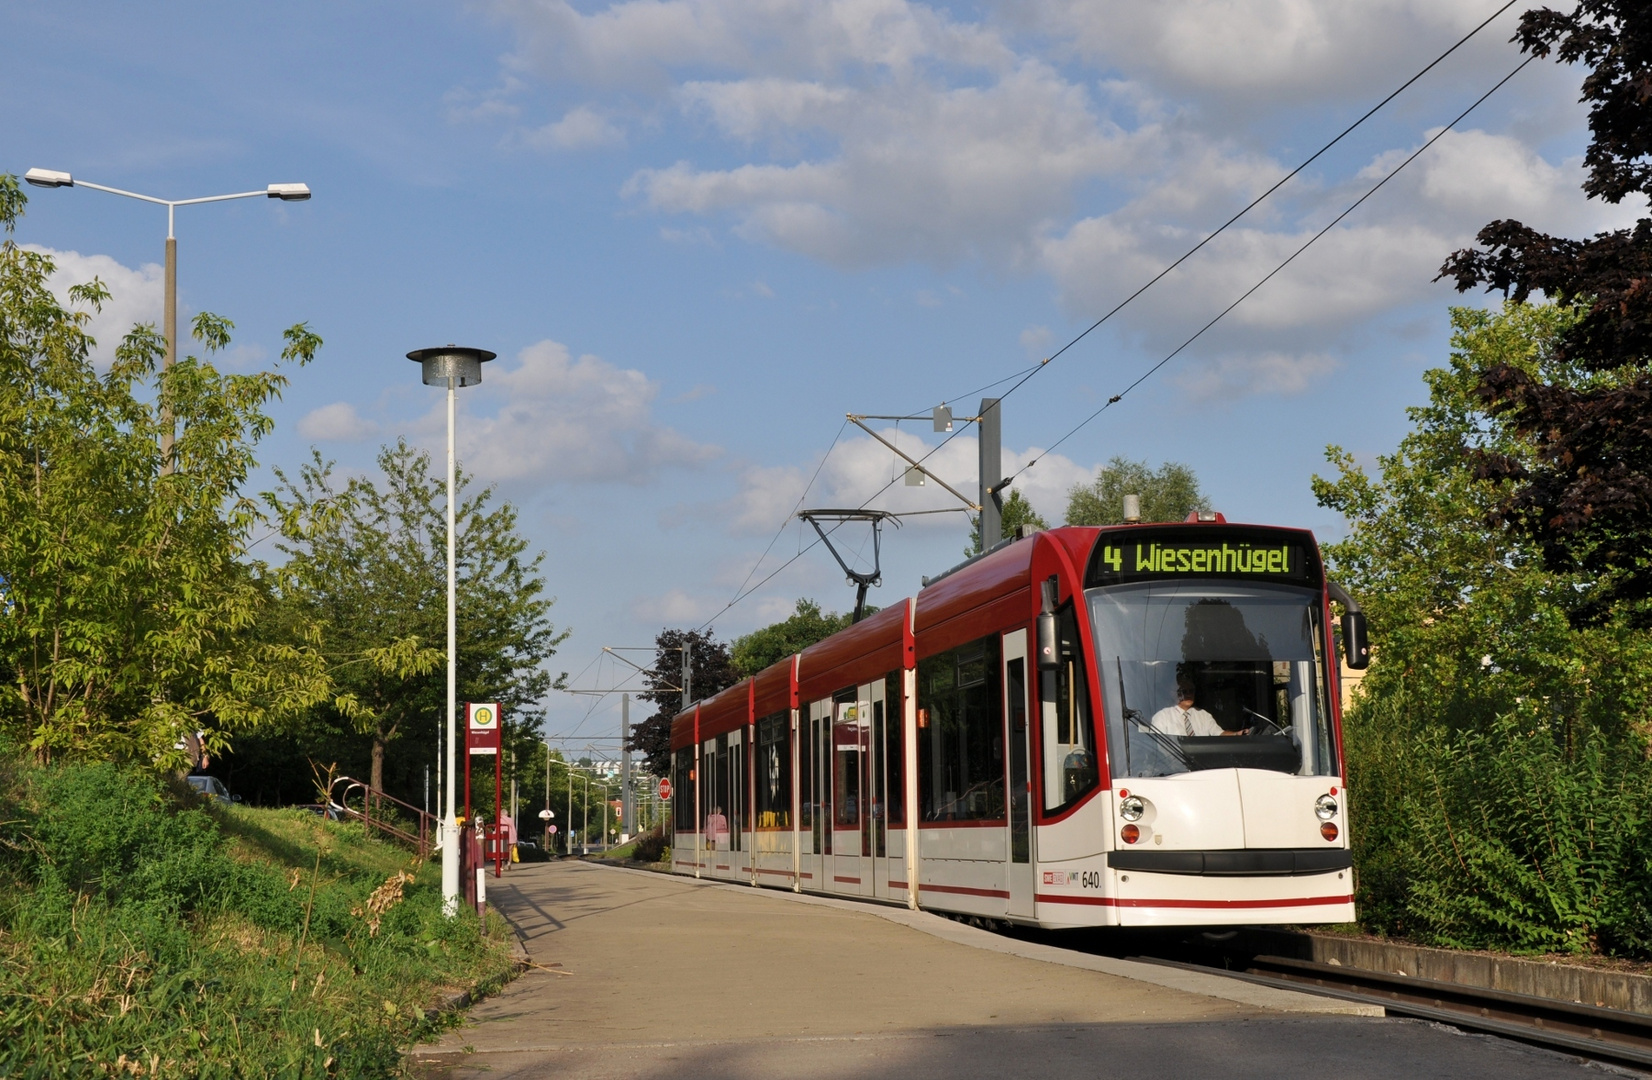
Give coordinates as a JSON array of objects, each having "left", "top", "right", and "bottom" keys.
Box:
[
  {"left": 625, "top": 629, "right": 737, "bottom": 777},
  {"left": 1313, "top": 301, "right": 1652, "bottom": 954},
  {"left": 966, "top": 489, "right": 1050, "bottom": 556},
  {"left": 265, "top": 441, "right": 568, "bottom": 799},
  {"left": 0, "top": 176, "right": 332, "bottom": 764},
  {"left": 1439, "top": 3, "right": 1652, "bottom": 624},
  {"left": 1064, "top": 456, "right": 1205, "bottom": 525},
  {"left": 730, "top": 599, "right": 853, "bottom": 677}
]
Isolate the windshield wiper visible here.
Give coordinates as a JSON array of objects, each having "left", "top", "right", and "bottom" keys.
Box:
[
  {"left": 1242, "top": 707, "right": 1287, "bottom": 736},
  {"left": 1117, "top": 658, "right": 1190, "bottom": 770}
]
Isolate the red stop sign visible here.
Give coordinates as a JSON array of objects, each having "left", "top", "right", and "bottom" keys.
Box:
[{"left": 658, "top": 778, "right": 672, "bottom": 800}]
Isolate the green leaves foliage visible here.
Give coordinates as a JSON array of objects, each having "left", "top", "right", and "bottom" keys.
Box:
[
  {"left": 266, "top": 440, "right": 567, "bottom": 796},
  {"left": 1315, "top": 302, "right": 1652, "bottom": 954},
  {"left": 730, "top": 598, "right": 852, "bottom": 677},
  {"left": 1400, "top": 712, "right": 1652, "bottom": 955},
  {"left": 0, "top": 181, "right": 331, "bottom": 764},
  {"left": 967, "top": 489, "right": 1050, "bottom": 557},
  {"left": 1065, "top": 456, "right": 1205, "bottom": 526}
]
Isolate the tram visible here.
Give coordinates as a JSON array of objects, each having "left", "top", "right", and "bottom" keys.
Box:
[{"left": 668, "top": 514, "right": 1370, "bottom": 928}]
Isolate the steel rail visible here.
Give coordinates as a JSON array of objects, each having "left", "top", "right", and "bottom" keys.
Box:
[{"left": 1133, "top": 952, "right": 1652, "bottom": 1071}]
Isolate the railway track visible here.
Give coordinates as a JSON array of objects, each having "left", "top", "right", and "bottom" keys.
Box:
[{"left": 1135, "top": 948, "right": 1652, "bottom": 1073}]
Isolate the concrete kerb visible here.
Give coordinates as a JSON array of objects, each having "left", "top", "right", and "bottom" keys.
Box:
[
  {"left": 433, "top": 922, "right": 531, "bottom": 1015},
  {"left": 582, "top": 861, "right": 1381, "bottom": 1018}
]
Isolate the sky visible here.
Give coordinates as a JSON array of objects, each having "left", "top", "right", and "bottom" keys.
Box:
[{"left": 4, "top": 0, "right": 1642, "bottom": 754}]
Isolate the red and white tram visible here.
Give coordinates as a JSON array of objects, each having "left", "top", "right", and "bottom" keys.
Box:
[{"left": 668, "top": 516, "right": 1370, "bottom": 928}]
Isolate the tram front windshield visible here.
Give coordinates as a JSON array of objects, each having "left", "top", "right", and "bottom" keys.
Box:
[{"left": 1088, "top": 582, "right": 1335, "bottom": 779}]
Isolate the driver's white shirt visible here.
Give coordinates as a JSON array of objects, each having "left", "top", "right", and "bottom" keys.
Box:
[{"left": 1149, "top": 704, "right": 1223, "bottom": 737}]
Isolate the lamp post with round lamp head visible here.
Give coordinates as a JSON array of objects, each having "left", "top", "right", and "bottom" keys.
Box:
[{"left": 407, "top": 345, "right": 495, "bottom": 915}]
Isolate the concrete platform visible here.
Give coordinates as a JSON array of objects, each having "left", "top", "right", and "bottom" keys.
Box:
[{"left": 413, "top": 861, "right": 1630, "bottom": 1079}]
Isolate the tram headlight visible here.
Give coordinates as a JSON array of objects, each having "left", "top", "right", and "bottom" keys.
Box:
[
  {"left": 1315, "top": 794, "right": 1338, "bottom": 821},
  {"left": 1119, "top": 795, "right": 1145, "bottom": 822},
  {"left": 1120, "top": 823, "right": 1141, "bottom": 844}
]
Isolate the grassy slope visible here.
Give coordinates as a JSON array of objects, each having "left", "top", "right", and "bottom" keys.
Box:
[{"left": 0, "top": 764, "right": 517, "bottom": 1079}]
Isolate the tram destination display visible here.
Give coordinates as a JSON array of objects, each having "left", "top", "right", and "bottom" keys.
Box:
[{"left": 1085, "top": 524, "right": 1321, "bottom": 589}]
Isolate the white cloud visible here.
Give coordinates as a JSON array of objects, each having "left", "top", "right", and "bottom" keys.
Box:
[
  {"left": 527, "top": 104, "right": 627, "bottom": 149},
  {"left": 451, "top": 339, "right": 721, "bottom": 486},
  {"left": 1015, "top": 0, "right": 1512, "bottom": 103},
  {"left": 485, "top": 0, "right": 1013, "bottom": 90},
  {"left": 1034, "top": 127, "right": 1641, "bottom": 392},
  {"left": 298, "top": 402, "right": 381, "bottom": 442},
  {"left": 1175, "top": 351, "right": 1340, "bottom": 400},
  {"left": 25, "top": 246, "right": 163, "bottom": 369},
  {"left": 627, "top": 62, "right": 1124, "bottom": 266},
  {"left": 631, "top": 587, "right": 718, "bottom": 623},
  {"left": 723, "top": 427, "right": 1093, "bottom": 538},
  {"left": 479, "top": 1, "right": 1638, "bottom": 401}
]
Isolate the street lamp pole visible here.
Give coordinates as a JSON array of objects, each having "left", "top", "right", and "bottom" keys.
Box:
[
  {"left": 408, "top": 347, "right": 496, "bottom": 915},
  {"left": 23, "top": 169, "right": 310, "bottom": 474}
]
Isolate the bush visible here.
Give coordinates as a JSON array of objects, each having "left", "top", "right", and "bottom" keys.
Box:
[
  {"left": 631, "top": 827, "right": 669, "bottom": 864},
  {"left": 1346, "top": 693, "right": 1652, "bottom": 956}
]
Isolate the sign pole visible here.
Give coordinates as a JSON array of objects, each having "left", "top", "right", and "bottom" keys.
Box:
[{"left": 494, "top": 738, "right": 504, "bottom": 877}]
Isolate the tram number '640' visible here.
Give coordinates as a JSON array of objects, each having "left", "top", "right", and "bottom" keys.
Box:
[{"left": 1044, "top": 870, "right": 1102, "bottom": 889}]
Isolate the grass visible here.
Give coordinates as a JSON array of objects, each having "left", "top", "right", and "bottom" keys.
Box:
[
  {"left": 594, "top": 838, "right": 638, "bottom": 861},
  {"left": 0, "top": 761, "right": 518, "bottom": 1078}
]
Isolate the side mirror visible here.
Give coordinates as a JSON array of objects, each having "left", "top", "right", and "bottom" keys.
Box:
[
  {"left": 1036, "top": 611, "right": 1059, "bottom": 671},
  {"left": 1342, "top": 612, "right": 1370, "bottom": 670}
]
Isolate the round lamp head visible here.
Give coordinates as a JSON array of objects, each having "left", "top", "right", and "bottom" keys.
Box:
[{"left": 407, "top": 345, "right": 496, "bottom": 387}]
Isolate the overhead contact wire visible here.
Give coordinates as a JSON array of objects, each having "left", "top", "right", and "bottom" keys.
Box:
[
  {"left": 1006, "top": 54, "right": 1537, "bottom": 486},
  {"left": 700, "top": 0, "right": 1520, "bottom": 626}
]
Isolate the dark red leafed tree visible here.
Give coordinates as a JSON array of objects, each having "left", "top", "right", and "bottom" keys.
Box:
[{"left": 1439, "top": 2, "right": 1652, "bottom": 622}]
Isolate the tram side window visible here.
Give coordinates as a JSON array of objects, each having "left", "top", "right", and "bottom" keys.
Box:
[
  {"left": 756, "top": 711, "right": 791, "bottom": 828},
  {"left": 711, "top": 735, "right": 731, "bottom": 847},
  {"left": 731, "top": 739, "right": 745, "bottom": 851},
  {"left": 883, "top": 672, "right": 904, "bottom": 827},
  {"left": 1041, "top": 604, "right": 1099, "bottom": 813},
  {"left": 673, "top": 748, "right": 694, "bottom": 831},
  {"left": 917, "top": 635, "right": 1005, "bottom": 821}
]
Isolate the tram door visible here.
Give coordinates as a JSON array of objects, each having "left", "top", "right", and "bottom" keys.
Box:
[
  {"left": 727, "top": 729, "right": 746, "bottom": 878},
  {"left": 829, "top": 691, "right": 866, "bottom": 895},
  {"left": 865, "top": 679, "right": 892, "bottom": 900},
  {"left": 700, "top": 740, "right": 716, "bottom": 870},
  {"left": 801, "top": 701, "right": 827, "bottom": 890},
  {"left": 1004, "top": 630, "right": 1035, "bottom": 917}
]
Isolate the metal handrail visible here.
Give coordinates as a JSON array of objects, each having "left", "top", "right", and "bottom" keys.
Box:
[{"left": 329, "top": 777, "right": 438, "bottom": 857}]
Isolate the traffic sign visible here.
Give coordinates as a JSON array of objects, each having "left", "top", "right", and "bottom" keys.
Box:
[
  {"left": 548, "top": 824, "right": 558, "bottom": 834},
  {"left": 658, "top": 778, "right": 672, "bottom": 800}
]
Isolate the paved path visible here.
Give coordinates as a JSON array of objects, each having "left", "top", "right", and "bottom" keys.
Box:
[{"left": 413, "top": 861, "right": 1625, "bottom": 1079}]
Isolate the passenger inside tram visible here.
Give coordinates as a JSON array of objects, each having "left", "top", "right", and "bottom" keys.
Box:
[{"left": 705, "top": 805, "right": 728, "bottom": 844}]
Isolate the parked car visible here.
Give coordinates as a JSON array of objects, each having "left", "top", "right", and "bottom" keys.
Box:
[
  {"left": 291, "top": 802, "right": 343, "bottom": 821},
  {"left": 185, "top": 775, "right": 237, "bottom": 806}
]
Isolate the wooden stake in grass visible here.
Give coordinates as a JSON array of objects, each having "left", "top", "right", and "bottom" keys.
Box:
[{"left": 292, "top": 844, "right": 322, "bottom": 990}]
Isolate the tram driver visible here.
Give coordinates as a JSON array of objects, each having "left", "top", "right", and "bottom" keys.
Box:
[{"left": 1150, "top": 674, "right": 1235, "bottom": 737}]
